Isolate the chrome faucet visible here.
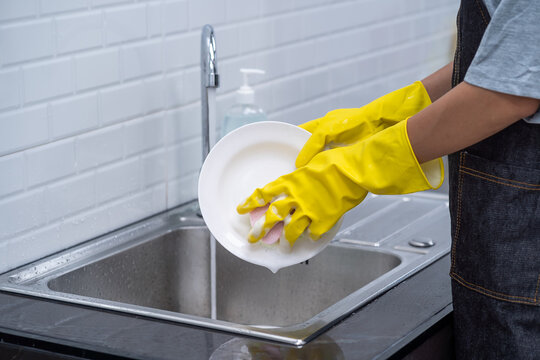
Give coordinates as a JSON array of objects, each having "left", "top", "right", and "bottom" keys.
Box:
[
  {"left": 200, "top": 25, "right": 220, "bottom": 315},
  {"left": 200, "top": 25, "right": 219, "bottom": 161}
]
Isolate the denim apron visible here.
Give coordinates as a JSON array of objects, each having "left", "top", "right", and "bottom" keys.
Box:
[{"left": 449, "top": 0, "right": 540, "bottom": 358}]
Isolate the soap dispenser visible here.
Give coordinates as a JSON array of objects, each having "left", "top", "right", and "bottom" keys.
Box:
[{"left": 221, "top": 68, "right": 267, "bottom": 137}]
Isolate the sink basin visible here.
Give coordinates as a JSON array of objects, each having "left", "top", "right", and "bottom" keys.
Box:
[
  {"left": 0, "top": 194, "right": 450, "bottom": 345},
  {"left": 49, "top": 228, "right": 400, "bottom": 327}
]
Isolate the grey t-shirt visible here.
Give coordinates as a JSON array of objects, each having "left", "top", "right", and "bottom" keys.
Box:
[{"left": 464, "top": 0, "right": 540, "bottom": 123}]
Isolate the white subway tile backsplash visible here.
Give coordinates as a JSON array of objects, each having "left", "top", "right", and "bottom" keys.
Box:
[
  {"left": 162, "top": 0, "right": 189, "bottom": 35},
  {"left": 275, "top": 96, "right": 329, "bottom": 126},
  {"left": 225, "top": 0, "right": 260, "bottom": 23},
  {"left": 26, "top": 139, "right": 76, "bottom": 187},
  {"left": 335, "top": 2, "right": 367, "bottom": 30},
  {"left": 179, "top": 68, "right": 200, "bottom": 105},
  {"left": 0, "top": 105, "right": 48, "bottom": 155},
  {"left": 0, "top": 183, "right": 165, "bottom": 273},
  {"left": 0, "top": 0, "right": 458, "bottom": 271},
  {"left": 0, "top": 68, "right": 20, "bottom": 110},
  {"left": 188, "top": 0, "right": 226, "bottom": 30},
  {"left": 100, "top": 82, "right": 145, "bottom": 124},
  {"left": 0, "top": 188, "right": 46, "bottom": 239},
  {"left": 40, "top": 0, "right": 89, "bottom": 15},
  {"left": 328, "top": 61, "right": 358, "bottom": 92},
  {"left": 92, "top": 0, "right": 131, "bottom": 8},
  {"left": 141, "top": 149, "right": 166, "bottom": 187},
  {"left": 146, "top": 2, "right": 162, "bottom": 37},
  {"left": 0, "top": 153, "right": 25, "bottom": 197},
  {"left": 273, "top": 13, "right": 304, "bottom": 46},
  {"left": 302, "top": 69, "right": 329, "bottom": 101},
  {"left": 167, "top": 171, "right": 197, "bottom": 208},
  {"left": 238, "top": 19, "right": 273, "bottom": 54},
  {"left": 301, "top": 7, "right": 332, "bottom": 39},
  {"left": 56, "top": 11, "right": 103, "bottom": 54},
  {"left": 50, "top": 93, "right": 99, "bottom": 139},
  {"left": 120, "top": 40, "right": 162, "bottom": 80},
  {"left": 23, "top": 58, "right": 73, "bottom": 103},
  {"left": 0, "top": 20, "right": 54, "bottom": 65},
  {"left": 322, "top": 28, "right": 370, "bottom": 64},
  {"left": 400, "top": 0, "right": 426, "bottom": 14},
  {"left": 213, "top": 25, "right": 239, "bottom": 60},
  {"left": 76, "top": 124, "right": 123, "bottom": 170},
  {"left": 143, "top": 77, "right": 166, "bottom": 114},
  {"left": 165, "top": 104, "right": 201, "bottom": 144},
  {"left": 256, "top": 47, "right": 293, "bottom": 80},
  {"left": 95, "top": 157, "right": 140, "bottom": 203},
  {"left": 45, "top": 172, "right": 95, "bottom": 222},
  {"left": 425, "top": 0, "right": 447, "bottom": 9},
  {"left": 164, "top": 72, "right": 184, "bottom": 108},
  {"left": 0, "top": 206, "right": 111, "bottom": 273},
  {"left": 294, "top": 0, "right": 329, "bottom": 10},
  {"left": 75, "top": 49, "right": 120, "bottom": 90},
  {"left": 304, "top": 40, "right": 330, "bottom": 69},
  {"left": 357, "top": 55, "right": 382, "bottom": 83},
  {"left": 163, "top": 33, "right": 199, "bottom": 71},
  {"left": 272, "top": 77, "right": 303, "bottom": 110},
  {"left": 103, "top": 183, "right": 166, "bottom": 231},
  {"left": 124, "top": 114, "right": 165, "bottom": 156},
  {"left": 103, "top": 188, "right": 163, "bottom": 236},
  {"left": 391, "top": 19, "right": 415, "bottom": 45},
  {"left": 104, "top": 4, "right": 147, "bottom": 45},
  {"left": 259, "top": 0, "right": 295, "bottom": 16},
  {"left": 166, "top": 138, "right": 201, "bottom": 180},
  {"left": 0, "top": 0, "right": 38, "bottom": 22},
  {"left": 369, "top": 24, "right": 393, "bottom": 50}
]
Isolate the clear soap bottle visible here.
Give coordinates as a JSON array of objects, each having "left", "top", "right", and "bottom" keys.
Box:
[{"left": 221, "top": 69, "right": 267, "bottom": 138}]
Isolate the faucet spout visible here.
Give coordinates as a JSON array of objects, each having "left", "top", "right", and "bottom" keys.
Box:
[{"left": 201, "top": 25, "right": 219, "bottom": 161}]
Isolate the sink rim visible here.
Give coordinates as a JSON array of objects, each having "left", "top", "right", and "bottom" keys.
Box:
[{"left": 0, "top": 197, "right": 450, "bottom": 345}]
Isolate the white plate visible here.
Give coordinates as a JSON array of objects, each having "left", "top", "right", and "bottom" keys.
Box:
[{"left": 198, "top": 121, "right": 341, "bottom": 273}]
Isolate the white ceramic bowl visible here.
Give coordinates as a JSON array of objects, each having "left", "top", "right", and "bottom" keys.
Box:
[{"left": 198, "top": 121, "right": 341, "bottom": 273}]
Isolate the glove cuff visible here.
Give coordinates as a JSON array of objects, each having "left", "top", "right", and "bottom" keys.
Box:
[
  {"left": 402, "top": 119, "right": 444, "bottom": 190},
  {"left": 350, "top": 119, "right": 444, "bottom": 195}
]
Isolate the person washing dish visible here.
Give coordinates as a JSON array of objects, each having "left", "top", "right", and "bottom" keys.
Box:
[{"left": 237, "top": 0, "right": 540, "bottom": 357}]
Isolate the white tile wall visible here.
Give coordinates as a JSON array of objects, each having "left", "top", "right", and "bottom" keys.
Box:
[
  {"left": 0, "top": 1, "right": 39, "bottom": 21},
  {"left": 104, "top": 4, "right": 147, "bottom": 44},
  {"left": 0, "top": 0, "right": 458, "bottom": 272},
  {"left": 0, "top": 153, "right": 25, "bottom": 197},
  {"left": 23, "top": 58, "right": 73, "bottom": 103},
  {"left": 0, "top": 105, "right": 48, "bottom": 155},
  {"left": 40, "top": 0, "right": 88, "bottom": 15},
  {"left": 0, "top": 68, "right": 20, "bottom": 110},
  {"left": 26, "top": 139, "right": 76, "bottom": 187},
  {"left": 55, "top": 11, "right": 103, "bottom": 54},
  {"left": 75, "top": 48, "right": 120, "bottom": 90},
  {"left": 50, "top": 93, "right": 99, "bottom": 138},
  {"left": 0, "top": 20, "right": 55, "bottom": 64},
  {"left": 76, "top": 124, "right": 124, "bottom": 170}
]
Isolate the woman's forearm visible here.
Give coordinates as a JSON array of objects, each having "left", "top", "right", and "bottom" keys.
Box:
[
  {"left": 407, "top": 81, "right": 540, "bottom": 164},
  {"left": 421, "top": 62, "right": 454, "bottom": 103}
]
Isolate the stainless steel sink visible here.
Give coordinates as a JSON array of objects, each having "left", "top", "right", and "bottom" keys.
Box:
[{"left": 0, "top": 193, "right": 450, "bottom": 345}]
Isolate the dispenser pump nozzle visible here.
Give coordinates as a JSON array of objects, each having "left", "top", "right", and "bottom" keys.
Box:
[{"left": 236, "top": 68, "right": 265, "bottom": 104}]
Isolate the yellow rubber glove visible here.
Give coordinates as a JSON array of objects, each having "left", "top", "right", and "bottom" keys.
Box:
[
  {"left": 237, "top": 119, "right": 443, "bottom": 246},
  {"left": 296, "top": 81, "right": 431, "bottom": 167}
]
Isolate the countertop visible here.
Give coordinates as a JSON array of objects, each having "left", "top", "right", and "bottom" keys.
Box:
[{"left": 0, "top": 254, "right": 452, "bottom": 359}]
